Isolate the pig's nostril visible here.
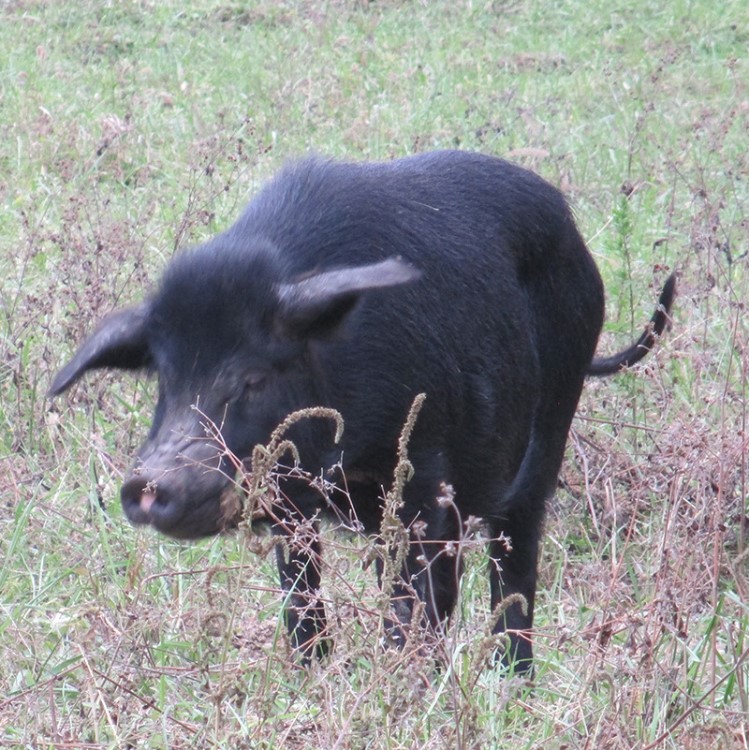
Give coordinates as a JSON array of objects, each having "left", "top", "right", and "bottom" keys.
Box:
[{"left": 139, "top": 489, "right": 158, "bottom": 513}]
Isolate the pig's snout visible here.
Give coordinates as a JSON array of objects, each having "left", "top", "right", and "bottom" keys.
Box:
[
  {"left": 121, "top": 474, "right": 182, "bottom": 531},
  {"left": 120, "top": 457, "right": 241, "bottom": 539}
]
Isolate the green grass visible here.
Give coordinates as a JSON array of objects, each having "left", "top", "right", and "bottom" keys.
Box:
[{"left": 1, "top": 0, "right": 748, "bottom": 747}]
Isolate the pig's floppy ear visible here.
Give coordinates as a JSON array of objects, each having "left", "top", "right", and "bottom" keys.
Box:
[
  {"left": 275, "top": 257, "right": 420, "bottom": 339},
  {"left": 49, "top": 305, "right": 151, "bottom": 396}
]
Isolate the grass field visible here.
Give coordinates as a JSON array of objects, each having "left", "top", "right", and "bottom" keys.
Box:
[{"left": 1, "top": 0, "right": 748, "bottom": 747}]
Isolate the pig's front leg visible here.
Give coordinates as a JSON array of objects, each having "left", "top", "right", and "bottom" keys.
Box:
[{"left": 273, "top": 519, "right": 330, "bottom": 663}]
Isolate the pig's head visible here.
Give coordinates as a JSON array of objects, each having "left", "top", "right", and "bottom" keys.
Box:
[{"left": 50, "top": 242, "right": 418, "bottom": 538}]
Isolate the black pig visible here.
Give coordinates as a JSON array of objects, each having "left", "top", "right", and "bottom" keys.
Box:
[{"left": 50, "top": 151, "right": 675, "bottom": 671}]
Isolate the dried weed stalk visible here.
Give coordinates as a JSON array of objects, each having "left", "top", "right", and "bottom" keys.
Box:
[
  {"left": 241, "top": 406, "right": 344, "bottom": 525},
  {"left": 376, "top": 392, "right": 426, "bottom": 610}
]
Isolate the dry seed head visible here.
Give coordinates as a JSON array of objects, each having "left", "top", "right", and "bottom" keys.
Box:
[{"left": 436, "top": 481, "right": 455, "bottom": 507}]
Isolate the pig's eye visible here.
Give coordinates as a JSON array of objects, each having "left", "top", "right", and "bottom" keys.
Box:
[{"left": 242, "top": 371, "right": 268, "bottom": 397}]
